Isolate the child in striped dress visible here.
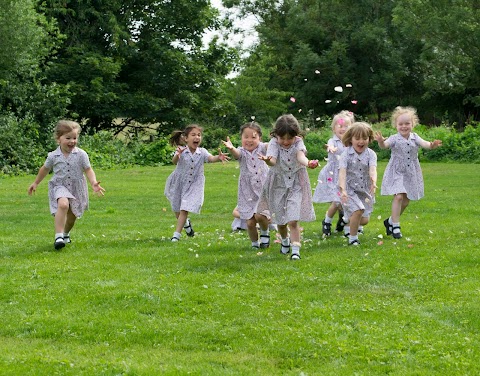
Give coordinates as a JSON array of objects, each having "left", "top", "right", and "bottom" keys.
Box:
[
  {"left": 313, "top": 110, "right": 354, "bottom": 236},
  {"left": 164, "top": 124, "right": 229, "bottom": 242},
  {"left": 339, "top": 122, "right": 377, "bottom": 246},
  {"left": 223, "top": 122, "right": 271, "bottom": 249},
  {"left": 28, "top": 120, "right": 105, "bottom": 250},
  {"left": 374, "top": 106, "right": 442, "bottom": 239},
  {"left": 257, "top": 114, "right": 319, "bottom": 260}
]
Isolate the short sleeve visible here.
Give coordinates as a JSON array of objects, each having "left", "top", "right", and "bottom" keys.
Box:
[
  {"left": 339, "top": 149, "right": 349, "bottom": 169},
  {"left": 79, "top": 149, "right": 91, "bottom": 169},
  {"left": 266, "top": 138, "right": 279, "bottom": 158},
  {"left": 44, "top": 152, "right": 55, "bottom": 169},
  {"left": 412, "top": 133, "right": 426, "bottom": 146},
  {"left": 369, "top": 149, "right": 377, "bottom": 166}
]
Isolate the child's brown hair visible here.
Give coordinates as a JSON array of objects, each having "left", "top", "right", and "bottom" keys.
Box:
[
  {"left": 169, "top": 124, "right": 203, "bottom": 147},
  {"left": 54, "top": 120, "right": 81, "bottom": 140},
  {"left": 342, "top": 122, "right": 374, "bottom": 147},
  {"left": 270, "top": 114, "right": 303, "bottom": 138}
]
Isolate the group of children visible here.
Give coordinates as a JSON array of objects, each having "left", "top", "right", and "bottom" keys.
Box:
[{"left": 29, "top": 107, "right": 442, "bottom": 256}]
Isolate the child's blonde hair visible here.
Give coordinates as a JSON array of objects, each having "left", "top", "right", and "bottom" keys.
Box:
[
  {"left": 391, "top": 106, "right": 419, "bottom": 127},
  {"left": 342, "top": 122, "right": 374, "bottom": 147},
  {"left": 169, "top": 124, "right": 203, "bottom": 147},
  {"left": 54, "top": 120, "right": 81, "bottom": 139},
  {"left": 331, "top": 110, "right": 355, "bottom": 131}
]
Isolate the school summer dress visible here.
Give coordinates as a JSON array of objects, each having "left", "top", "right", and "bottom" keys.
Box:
[
  {"left": 339, "top": 146, "right": 377, "bottom": 219},
  {"left": 313, "top": 134, "right": 345, "bottom": 203},
  {"left": 257, "top": 137, "right": 315, "bottom": 225},
  {"left": 45, "top": 147, "right": 90, "bottom": 218},
  {"left": 236, "top": 143, "right": 269, "bottom": 220},
  {"left": 381, "top": 132, "right": 425, "bottom": 200},
  {"left": 164, "top": 147, "right": 211, "bottom": 214}
]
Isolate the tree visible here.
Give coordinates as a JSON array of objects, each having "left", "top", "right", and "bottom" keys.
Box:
[{"left": 39, "top": 0, "right": 236, "bottom": 134}]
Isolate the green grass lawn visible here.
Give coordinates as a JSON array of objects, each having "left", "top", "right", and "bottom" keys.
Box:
[{"left": 1, "top": 162, "right": 479, "bottom": 375}]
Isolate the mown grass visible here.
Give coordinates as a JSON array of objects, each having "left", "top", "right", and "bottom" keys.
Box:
[{"left": 1, "top": 162, "right": 479, "bottom": 375}]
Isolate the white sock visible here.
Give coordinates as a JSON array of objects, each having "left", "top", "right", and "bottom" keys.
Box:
[
  {"left": 324, "top": 215, "right": 333, "bottom": 223},
  {"left": 291, "top": 242, "right": 300, "bottom": 255},
  {"left": 55, "top": 232, "right": 63, "bottom": 240},
  {"left": 388, "top": 217, "right": 393, "bottom": 226},
  {"left": 184, "top": 219, "right": 193, "bottom": 234},
  {"left": 252, "top": 241, "right": 259, "bottom": 248},
  {"left": 349, "top": 234, "right": 358, "bottom": 242},
  {"left": 172, "top": 231, "right": 181, "bottom": 241},
  {"left": 281, "top": 237, "right": 290, "bottom": 247},
  {"left": 344, "top": 226, "right": 350, "bottom": 235}
]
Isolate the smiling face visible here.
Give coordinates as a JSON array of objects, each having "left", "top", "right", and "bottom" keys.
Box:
[
  {"left": 185, "top": 127, "right": 202, "bottom": 151},
  {"left": 395, "top": 113, "right": 414, "bottom": 139},
  {"left": 241, "top": 127, "right": 261, "bottom": 152},
  {"left": 57, "top": 130, "right": 79, "bottom": 155},
  {"left": 351, "top": 135, "right": 370, "bottom": 154},
  {"left": 334, "top": 118, "right": 350, "bottom": 139}
]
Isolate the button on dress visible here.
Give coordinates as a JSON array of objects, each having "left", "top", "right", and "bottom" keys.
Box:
[
  {"left": 339, "top": 146, "right": 377, "bottom": 219},
  {"left": 257, "top": 138, "right": 315, "bottom": 225},
  {"left": 45, "top": 147, "right": 90, "bottom": 218},
  {"left": 313, "top": 135, "right": 345, "bottom": 203},
  {"left": 164, "top": 147, "right": 211, "bottom": 214},
  {"left": 381, "top": 133, "right": 426, "bottom": 200}
]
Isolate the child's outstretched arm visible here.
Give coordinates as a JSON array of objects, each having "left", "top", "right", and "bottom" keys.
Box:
[
  {"left": 258, "top": 155, "right": 276, "bottom": 166},
  {"left": 222, "top": 137, "right": 241, "bottom": 159},
  {"left": 28, "top": 165, "right": 50, "bottom": 195},
  {"left": 208, "top": 149, "right": 230, "bottom": 163},
  {"left": 172, "top": 146, "right": 186, "bottom": 165},
  {"left": 374, "top": 131, "right": 389, "bottom": 149},
  {"left": 419, "top": 139, "right": 442, "bottom": 150},
  {"left": 84, "top": 167, "right": 105, "bottom": 196},
  {"left": 296, "top": 150, "right": 319, "bottom": 169}
]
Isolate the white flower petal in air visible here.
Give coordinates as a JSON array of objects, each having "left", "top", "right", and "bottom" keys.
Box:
[
  {"left": 290, "top": 97, "right": 296, "bottom": 103},
  {"left": 316, "top": 117, "right": 321, "bottom": 121},
  {"left": 334, "top": 86, "right": 343, "bottom": 92},
  {"left": 298, "top": 109, "right": 302, "bottom": 113},
  {"left": 346, "top": 83, "right": 352, "bottom": 88},
  {"left": 325, "top": 99, "right": 332, "bottom": 103},
  {"left": 251, "top": 115, "right": 255, "bottom": 120},
  {"left": 315, "top": 70, "right": 320, "bottom": 74},
  {"left": 304, "top": 78, "right": 308, "bottom": 81}
]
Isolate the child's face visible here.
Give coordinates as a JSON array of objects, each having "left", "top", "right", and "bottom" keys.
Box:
[
  {"left": 351, "top": 135, "right": 369, "bottom": 154},
  {"left": 185, "top": 127, "right": 202, "bottom": 150},
  {"left": 241, "top": 127, "right": 261, "bottom": 152},
  {"left": 334, "top": 119, "right": 349, "bottom": 138},
  {"left": 277, "top": 134, "right": 296, "bottom": 149},
  {"left": 57, "top": 130, "right": 79, "bottom": 154},
  {"left": 395, "top": 113, "right": 414, "bottom": 138}
]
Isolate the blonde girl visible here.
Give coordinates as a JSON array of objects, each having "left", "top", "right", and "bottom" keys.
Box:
[
  {"left": 313, "top": 110, "right": 355, "bottom": 236},
  {"left": 223, "top": 122, "right": 272, "bottom": 249},
  {"left": 374, "top": 106, "right": 442, "bottom": 239},
  {"left": 339, "top": 122, "right": 377, "bottom": 246},
  {"left": 164, "top": 124, "right": 229, "bottom": 242},
  {"left": 257, "top": 114, "right": 319, "bottom": 260},
  {"left": 28, "top": 120, "right": 105, "bottom": 250}
]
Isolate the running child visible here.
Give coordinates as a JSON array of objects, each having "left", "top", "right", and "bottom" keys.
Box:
[
  {"left": 164, "top": 124, "right": 229, "bottom": 242},
  {"left": 28, "top": 120, "right": 105, "bottom": 250}
]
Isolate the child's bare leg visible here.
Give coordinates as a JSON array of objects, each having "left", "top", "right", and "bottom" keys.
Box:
[
  {"left": 246, "top": 217, "right": 259, "bottom": 242},
  {"left": 288, "top": 221, "right": 302, "bottom": 259},
  {"left": 348, "top": 210, "right": 363, "bottom": 236},
  {"left": 326, "top": 202, "right": 339, "bottom": 218},
  {"left": 175, "top": 210, "right": 188, "bottom": 233},
  {"left": 391, "top": 193, "right": 407, "bottom": 223},
  {"left": 255, "top": 214, "right": 271, "bottom": 248},
  {"left": 64, "top": 208, "right": 77, "bottom": 234},
  {"left": 255, "top": 213, "right": 270, "bottom": 231},
  {"left": 54, "top": 197, "right": 69, "bottom": 234},
  {"left": 278, "top": 224, "right": 291, "bottom": 254}
]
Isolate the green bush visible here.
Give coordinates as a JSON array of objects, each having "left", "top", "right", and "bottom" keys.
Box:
[{"left": 0, "top": 113, "right": 46, "bottom": 175}]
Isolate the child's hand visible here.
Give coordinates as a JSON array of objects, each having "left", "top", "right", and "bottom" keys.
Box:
[
  {"left": 307, "top": 159, "right": 319, "bottom": 169},
  {"left": 258, "top": 155, "right": 272, "bottom": 162},
  {"left": 340, "top": 190, "right": 348, "bottom": 205},
  {"left": 326, "top": 145, "right": 337, "bottom": 154},
  {"left": 222, "top": 137, "right": 234, "bottom": 151},
  {"left": 176, "top": 146, "right": 187, "bottom": 154},
  {"left": 431, "top": 140, "right": 442, "bottom": 149},
  {"left": 374, "top": 131, "right": 384, "bottom": 142},
  {"left": 28, "top": 183, "right": 37, "bottom": 196},
  {"left": 92, "top": 181, "right": 105, "bottom": 196},
  {"left": 218, "top": 149, "right": 230, "bottom": 163}
]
